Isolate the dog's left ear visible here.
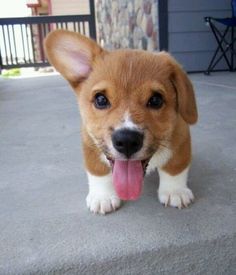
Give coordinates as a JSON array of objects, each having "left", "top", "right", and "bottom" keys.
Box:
[
  {"left": 44, "top": 30, "right": 104, "bottom": 89},
  {"left": 159, "top": 52, "right": 198, "bottom": 124}
]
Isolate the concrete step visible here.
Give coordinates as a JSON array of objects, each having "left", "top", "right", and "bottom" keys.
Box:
[{"left": 0, "top": 73, "right": 235, "bottom": 274}]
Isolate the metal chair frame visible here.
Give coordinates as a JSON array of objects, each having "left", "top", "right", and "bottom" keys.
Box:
[{"left": 205, "top": 0, "right": 236, "bottom": 74}]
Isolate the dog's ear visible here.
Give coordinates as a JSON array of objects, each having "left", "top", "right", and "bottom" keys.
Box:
[
  {"left": 44, "top": 30, "right": 104, "bottom": 88},
  {"left": 158, "top": 52, "right": 198, "bottom": 124}
]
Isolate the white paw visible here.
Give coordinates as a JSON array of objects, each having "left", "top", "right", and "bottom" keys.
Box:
[
  {"left": 86, "top": 172, "right": 121, "bottom": 215},
  {"left": 158, "top": 187, "right": 194, "bottom": 209},
  {"left": 86, "top": 191, "right": 121, "bottom": 215}
]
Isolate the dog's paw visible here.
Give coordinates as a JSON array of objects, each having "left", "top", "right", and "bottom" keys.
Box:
[
  {"left": 158, "top": 187, "right": 194, "bottom": 209},
  {"left": 86, "top": 191, "right": 121, "bottom": 215}
]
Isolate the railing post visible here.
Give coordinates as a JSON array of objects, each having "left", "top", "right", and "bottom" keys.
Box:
[
  {"left": 0, "top": 49, "right": 2, "bottom": 75},
  {"left": 158, "top": 0, "right": 168, "bottom": 51},
  {"left": 89, "top": 0, "right": 97, "bottom": 41},
  {"left": 0, "top": 14, "right": 97, "bottom": 71}
]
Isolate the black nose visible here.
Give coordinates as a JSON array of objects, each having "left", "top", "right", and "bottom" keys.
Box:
[{"left": 112, "top": 129, "right": 144, "bottom": 158}]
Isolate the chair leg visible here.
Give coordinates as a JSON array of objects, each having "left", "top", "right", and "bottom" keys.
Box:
[
  {"left": 205, "top": 43, "right": 222, "bottom": 74},
  {"left": 214, "top": 26, "right": 236, "bottom": 71},
  {"left": 213, "top": 25, "right": 231, "bottom": 68},
  {"left": 205, "top": 23, "right": 232, "bottom": 74}
]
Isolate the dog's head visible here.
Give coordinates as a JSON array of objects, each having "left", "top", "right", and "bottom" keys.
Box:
[{"left": 44, "top": 30, "right": 197, "bottom": 200}]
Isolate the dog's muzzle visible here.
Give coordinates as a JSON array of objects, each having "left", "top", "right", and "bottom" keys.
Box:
[{"left": 107, "top": 128, "right": 149, "bottom": 201}]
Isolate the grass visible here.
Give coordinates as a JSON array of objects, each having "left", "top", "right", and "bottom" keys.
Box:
[{"left": 2, "top": 68, "right": 21, "bottom": 78}]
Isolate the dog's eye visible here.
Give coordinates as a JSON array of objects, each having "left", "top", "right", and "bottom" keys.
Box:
[
  {"left": 147, "top": 92, "right": 164, "bottom": 109},
  {"left": 94, "top": 93, "right": 110, "bottom": 109}
]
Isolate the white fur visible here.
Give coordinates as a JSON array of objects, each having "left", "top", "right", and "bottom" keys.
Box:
[
  {"left": 146, "top": 146, "right": 172, "bottom": 174},
  {"left": 86, "top": 172, "right": 121, "bottom": 214},
  {"left": 158, "top": 166, "right": 194, "bottom": 208},
  {"left": 100, "top": 152, "right": 110, "bottom": 166},
  {"left": 116, "top": 111, "right": 141, "bottom": 131}
]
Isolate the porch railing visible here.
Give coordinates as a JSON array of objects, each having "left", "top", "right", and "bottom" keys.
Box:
[{"left": 0, "top": 12, "right": 96, "bottom": 73}]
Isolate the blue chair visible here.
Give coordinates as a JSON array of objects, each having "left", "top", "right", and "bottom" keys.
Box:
[{"left": 205, "top": 0, "right": 236, "bottom": 74}]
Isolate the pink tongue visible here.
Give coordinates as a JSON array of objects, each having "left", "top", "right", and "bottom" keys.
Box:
[{"left": 112, "top": 160, "right": 144, "bottom": 200}]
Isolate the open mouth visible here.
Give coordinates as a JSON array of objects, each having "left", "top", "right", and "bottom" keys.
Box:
[
  {"left": 107, "top": 157, "right": 150, "bottom": 173},
  {"left": 106, "top": 156, "right": 151, "bottom": 201}
]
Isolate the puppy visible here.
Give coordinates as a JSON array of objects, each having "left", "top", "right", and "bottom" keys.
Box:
[{"left": 44, "top": 30, "right": 198, "bottom": 215}]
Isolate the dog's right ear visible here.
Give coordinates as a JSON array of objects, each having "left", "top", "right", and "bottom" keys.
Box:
[
  {"left": 157, "top": 52, "right": 198, "bottom": 125},
  {"left": 44, "top": 30, "right": 104, "bottom": 88}
]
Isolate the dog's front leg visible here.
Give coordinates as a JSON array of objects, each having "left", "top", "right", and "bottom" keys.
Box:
[
  {"left": 86, "top": 172, "right": 121, "bottom": 214},
  {"left": 83, "top": 134, "right": 121, "bottom": 215},
  {"left": 157, "top": 167, "right": 194, "bottom": 209}
]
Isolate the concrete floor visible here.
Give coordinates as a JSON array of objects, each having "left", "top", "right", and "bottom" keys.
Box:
[{"left": 0, "top": 72, "right": 236, "bottom": 274}]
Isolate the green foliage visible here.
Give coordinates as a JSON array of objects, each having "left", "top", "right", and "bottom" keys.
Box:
[{"left": 2, "top": 68, "right": 21, "bottom": 78}]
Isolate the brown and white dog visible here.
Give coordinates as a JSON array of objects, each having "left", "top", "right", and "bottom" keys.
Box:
[{"left": 44, "top": 30, "right": 198, "bottom": 215}]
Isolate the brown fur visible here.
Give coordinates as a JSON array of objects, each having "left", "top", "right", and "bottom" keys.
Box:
[{"left": 44, "top": 30, "right": 197, "bottom": 177}]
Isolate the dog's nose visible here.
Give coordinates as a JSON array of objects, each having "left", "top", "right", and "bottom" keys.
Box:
[{"left": 112, "top": 129, "right": 144, "bottom": 158}]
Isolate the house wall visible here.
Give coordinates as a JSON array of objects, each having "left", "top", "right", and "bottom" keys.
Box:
[
  {"left": 49, "top": 0, "right": 232, "bottom": 72},
  {"left": 168, "top": 0, "right": 232, "bottom": 72},
  {"left": 50, "top": 0, "right": 89, "bottom": 15},
  {"left": 96, "top": 0, "right": 159, "bottom": 51}
]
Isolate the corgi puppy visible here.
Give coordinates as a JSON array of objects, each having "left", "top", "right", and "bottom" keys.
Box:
[{"left": 44, "top": 30, "right": 198, "bottom": 215}]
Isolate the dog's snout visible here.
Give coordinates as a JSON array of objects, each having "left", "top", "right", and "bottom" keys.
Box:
[{"left": 112, "top": 129, "right": 144, "bottom": 158}]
